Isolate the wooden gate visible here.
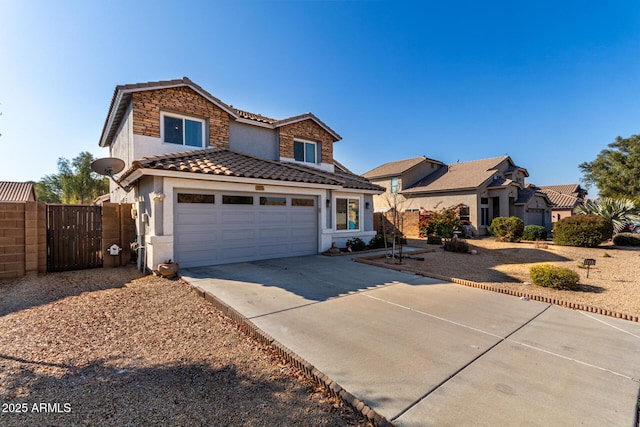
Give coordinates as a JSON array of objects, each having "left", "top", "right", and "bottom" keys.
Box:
[{"left": 47, "top": 205, "right": 103, "bottom": 272}]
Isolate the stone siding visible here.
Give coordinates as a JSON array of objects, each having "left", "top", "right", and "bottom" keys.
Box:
[
  {"left": 278, "top": 119, "right": 334, "bottom": 163},
  {"left": 132, "top": 87, "right": 230, "bottom": 148}
]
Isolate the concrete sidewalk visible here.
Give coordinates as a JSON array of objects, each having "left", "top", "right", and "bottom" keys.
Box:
[{"left": 182, "top": 254, "right": 640, "bottom": 426}]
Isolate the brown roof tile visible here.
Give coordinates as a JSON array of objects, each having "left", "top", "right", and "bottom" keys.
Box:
[
  {"left": 120, "top": 148, "right": 383, "bottom": 192},
  {"left": 362, "top": 156, "right": 443, "bottom": 179},
  {"left": 403, "top": 156, "right": 512, "bottom": 194},
  {"left": 233, "top": 108, "right": 277, "bottom": 124},
  {"left": 0, "top": 181, "right": 36, "bottom": 201},
  {"left": 540, "top": 189, "right": 582, "bottom": 208}
]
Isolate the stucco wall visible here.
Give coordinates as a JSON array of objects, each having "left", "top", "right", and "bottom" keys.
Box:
[{"left": 229, "top": 121, "right": 278, "bottom": 160}]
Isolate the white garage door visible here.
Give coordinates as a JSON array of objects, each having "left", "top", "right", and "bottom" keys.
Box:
[{"left": 174, "top": 192, "right": 318, "bottom": 268}]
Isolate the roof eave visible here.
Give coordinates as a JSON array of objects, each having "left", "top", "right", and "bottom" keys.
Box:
[
  {"left": 123, "top": 168, "right": 344, "bottom": 190},
  {"left": 274, "top": 113, "right": 342, "bottom": 142},
  {"left": 99, "top": 78, "right": 240, "bottom": 148}
]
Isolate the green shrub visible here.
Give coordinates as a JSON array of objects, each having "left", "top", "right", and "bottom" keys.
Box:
[
  {"left": 523, "top": 225, "right": 547, "bottom": 241},
  {"left": 491, "top": 216, "right": 524, "bottom": 242},
  {"left": 426, "top": 235, "right": 442, "bottom": 245},
  {"left": 368, "top": 234, "right": 386, "bottom": 249},
  {"left": 443, "top": 238, "right": 469, "bottom": 253},
  {"left": 552, "top": 214, "right": 612, "bottom": 247},
  {"left": 529, "top": 264, "right": 580, "bottom": 290},
  {"left": 346, "top": 237, "right": 366, "bottom": 251},
  {"left": 613, "top": 232, "right": 640, "bottom": 246}
]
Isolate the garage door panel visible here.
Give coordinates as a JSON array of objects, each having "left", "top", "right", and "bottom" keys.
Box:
[
  {"left": 220, "top": 211, "right": 255, "bottom": 224},
  {"left": 175, "top": 192, "right": 318, "bottom": 268},
  {"left": 176, "top": 213, "right": 218, "bottom": 226},
  {"left": 220, "top": 228, "right": 257, "bottom": 242}
]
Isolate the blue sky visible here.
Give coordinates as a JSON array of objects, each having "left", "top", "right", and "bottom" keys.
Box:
[{"left": 1, "top": 1, "right": 639, "bottom": 196}]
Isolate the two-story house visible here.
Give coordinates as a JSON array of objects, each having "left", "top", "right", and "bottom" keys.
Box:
[
  {"left": 364, "top": 155, "right": 552, "bottom": 236},
  {"left": 98, "top": 77, "right": 382, "bottom": 269}
]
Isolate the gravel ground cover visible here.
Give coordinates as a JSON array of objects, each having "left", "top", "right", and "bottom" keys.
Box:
[
  {"left": 0, "top": 267, "right": 371, "bottom": 427},
  {"left": 370, "top": 238, "right": 640, "bottom": 317}
]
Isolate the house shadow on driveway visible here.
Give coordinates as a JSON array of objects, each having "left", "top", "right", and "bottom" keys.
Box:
[
  {"left": 0, "top": 267, "right": 143, "bottom": 317},
  {"left": 182, "top": 254, "right": 442, "bottom": 317}
]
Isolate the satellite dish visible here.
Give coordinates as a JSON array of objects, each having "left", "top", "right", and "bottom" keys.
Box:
[
  {"left": 91, "top": 157, "right": 133, "bottom": 192},
  {"left": 91, "top": 157, "right": 125, "bottom": 176}
]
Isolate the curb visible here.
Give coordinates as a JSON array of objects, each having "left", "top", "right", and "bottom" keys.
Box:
[
  {"left": 354, "top": 255, "right": 640, "bottom": 323},
  {"left": 189, "top": 284, "right": 395, "bottom": 427}
]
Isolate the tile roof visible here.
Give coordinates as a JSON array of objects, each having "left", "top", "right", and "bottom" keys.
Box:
[
  {"left": 362, "top": 156, "right": 443, "bottom": 179},
  {"left": 120, "top": 148, "right": 383, "bottom": 192},
  {"left": 539, "top": 184, "right": 582, "bottom": 195},
  {"left": 540, "top": 189, "right": 582, "bottom": 209},
  {"left": 538, "top": 184, "right": 587, "bottom": 209},
  {"left": 403, "top": 156, "right": 512, "bottom": 194},
  {"left": 0, "top": 181, "right": 36, "bottom": 201},
  {"left": 232, "top": 108, "right": 277, "bottom": 124},
  {"left": 100, "top": 77, "right": 341, "bottom": 147}
]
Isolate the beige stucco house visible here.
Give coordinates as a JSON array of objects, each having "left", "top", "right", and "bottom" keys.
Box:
[{"left": 363, "top": 155, "right": 553, "bottom": 236}]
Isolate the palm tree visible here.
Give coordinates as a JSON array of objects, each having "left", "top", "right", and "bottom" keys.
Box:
[{"left": 574, "top": 197, "right": 640, "bottom": 233}]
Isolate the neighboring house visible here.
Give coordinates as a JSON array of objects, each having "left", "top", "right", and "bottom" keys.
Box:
[
  {"left": 98, "top": 77, "right": 383, "bottom": 268},
  {"left": 363, "top": 155, "right": 553, "bottom": 236},
  {"left": 0, "top": 181, "right": 36, "bottom": 202},
  {"left": 538, "top": 184, "right": 588, "bottom": 223}
]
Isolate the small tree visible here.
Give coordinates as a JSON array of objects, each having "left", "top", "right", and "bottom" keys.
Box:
[
  {"left": 36, "top": 152, "right": 109, "bottom": 204},
  {"left": 380, "top": 192, "right": 411, "bottom": 263},
  {"left": 579, "top": 134, "right": 640, "bottom": 198},
  {"left": 419, "top": 203, "right": 463, "bottom": 238}
]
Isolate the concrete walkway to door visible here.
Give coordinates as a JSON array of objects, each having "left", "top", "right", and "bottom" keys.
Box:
[{"left": 181, "top": 254, "right": 640, "bottom": 426}]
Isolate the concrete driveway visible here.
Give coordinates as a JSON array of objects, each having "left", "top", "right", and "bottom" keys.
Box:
[{"left": 182, "top": 254, "right": 640, "bottom": 426}]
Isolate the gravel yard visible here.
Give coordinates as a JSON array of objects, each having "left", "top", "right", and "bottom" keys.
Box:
[
  {"left": 0, "top": 267, "right": 371, "bottom": 427},
  {"left": 369, "top": 238, "right": 640, "bottom": 317}
]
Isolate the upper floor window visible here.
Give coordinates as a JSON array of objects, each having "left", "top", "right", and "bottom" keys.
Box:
[
  {"left": 294, "top": 140, "right": 317, "bottom": 164},
  {"left": 390, "top": 177, "right": 399, "bottom": 194},
  {"left": 162, "top": 113, "right": 205, "bottom": 147}
]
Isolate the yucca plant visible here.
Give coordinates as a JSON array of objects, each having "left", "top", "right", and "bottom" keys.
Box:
[{"left": 574, "top": 197, "right": 640, "bottom": 234}]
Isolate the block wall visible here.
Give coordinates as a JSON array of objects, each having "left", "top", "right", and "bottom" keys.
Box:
[{"left": 0, "top": 202, "right": 46, "bottom": 279}]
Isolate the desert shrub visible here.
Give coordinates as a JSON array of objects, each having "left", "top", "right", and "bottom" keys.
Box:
[
  {"left": 553, "top": 214, "right": 612, "bottom": 247},
  {"left": 613, "top": 233, "right": 640, "bottom": 246},
  {"left": 522, "top": 225, "right": 547, "bottom": 241},
  {"left": 529, "top": 264, "right": 580, "bottom": 290},
  {"left": 491, "top": 217, "right": 524, "bottom": 242},
  {"left": 426, "top": 235, "right": 442, "bottom": 245},
  {"left": 346, "top": 237, "right": 366, "bottom": 251},
  {"left": 443, "top": 238, "right": 469, "bottom": 253}
]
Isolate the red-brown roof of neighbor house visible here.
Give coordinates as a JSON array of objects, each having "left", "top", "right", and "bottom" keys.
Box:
[
  {"left": 100, "top": 77, "right": 341, "bottom": 147},
  {"left": 362, "top": 156, "right": 444, "bottom": 179},
  {"left": 0, "top": 181, "right": 36, "bottom": 202},
  {"left": 403, "top": 156, "right": 515, "bottom": 193},
  {"left": 540, "top": 189, "right": 582, "bottom": 209},
  {"left": 539, "top": 184, "right": 583, "bottom": 195},
  {"left": 120, "top": 148, "right": 383, "bottom": 192}
]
